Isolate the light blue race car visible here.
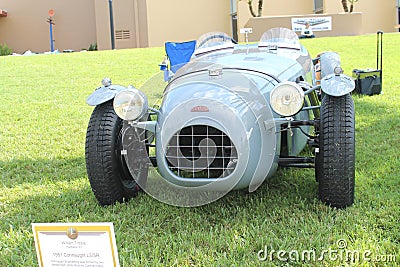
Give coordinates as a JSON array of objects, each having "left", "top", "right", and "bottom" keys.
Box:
[{"left": 85, "top": 28, "right": 355, "bottom": 208}]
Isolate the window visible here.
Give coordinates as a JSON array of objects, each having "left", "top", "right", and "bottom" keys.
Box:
[{"left": 314, "top": 0, "right": 323, "bottom": 14}]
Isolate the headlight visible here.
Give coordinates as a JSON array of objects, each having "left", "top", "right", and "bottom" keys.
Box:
[
  {"left": 270, "top": 82, "right": 305, "bottom": 117},
  {"left": 113, "top": 88, "right": 148, "bottom": 121}
]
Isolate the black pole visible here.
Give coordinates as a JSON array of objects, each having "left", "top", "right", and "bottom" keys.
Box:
[{"left": 109, "top": 0, "right": 115, "bottom": 50}]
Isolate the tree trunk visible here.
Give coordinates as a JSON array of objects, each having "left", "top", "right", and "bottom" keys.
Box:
[
  {"left": 341, "top": 0, "right": 349, "bottom": 12},
  {"left": 248, "top": 0, "right": 257, "bottom": 17},
  {"left": 247, "top": 0, "right": 263, "bottom": 17},
  {"left": 257, "top": 0, "right": 263, "bottom": 17}
]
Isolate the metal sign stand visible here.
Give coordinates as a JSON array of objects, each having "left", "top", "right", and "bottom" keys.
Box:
[{"left": 47, "top": 10, "right": 55, "bottom": 52}]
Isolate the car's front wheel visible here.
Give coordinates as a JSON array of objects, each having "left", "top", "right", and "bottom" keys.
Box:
[
  {"left": 316, "top": 94, "right": 355, "bottom": 208},
  {"left": 85, "top": 101, "right": 144, "bottom": 206}
]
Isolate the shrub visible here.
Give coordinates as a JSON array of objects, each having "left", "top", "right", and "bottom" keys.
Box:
[
  {"left": 88, "top": 43, "right": 98, "bottom": 51},
  {"left": 0, "top": 43, "right": 12, "bottom": 56}
]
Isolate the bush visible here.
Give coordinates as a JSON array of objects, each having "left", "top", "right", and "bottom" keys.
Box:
[
  {"left": 88, "top": 43, "right": 98, "bottom": 51},
  {"left": 0, "top": 43, "right": 12, "bottom": 56}
]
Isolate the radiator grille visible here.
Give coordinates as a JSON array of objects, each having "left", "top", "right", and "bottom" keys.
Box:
[{"left": 166, "top": 125, "right": 237, "bottom": 178}]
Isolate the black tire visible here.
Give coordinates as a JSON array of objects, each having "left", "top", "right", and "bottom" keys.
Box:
[
  {"left": 317, "top": 94, "right": 355, "bottom": 208},
  {"left": 85, "top": 101, "right": 141, "bottom": 206}
]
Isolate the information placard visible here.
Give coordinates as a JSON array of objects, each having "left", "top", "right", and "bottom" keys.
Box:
[
  {"left": 291, "top": 17, "right": 332, "bottom": 32},
  {"left": 32, "top": 223, "right": 120, "bottom": 267}
]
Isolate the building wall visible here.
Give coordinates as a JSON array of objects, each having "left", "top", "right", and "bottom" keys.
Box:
[
  {"left": 238, "top": 0, "right": 397, "bottom": 42},
  {"left": 237, "top": 0, "right": 314, "bottom": 42},
  {"left": 245, "top": 13, "right": 363, "bottom": 42},
  {"left": 145, "top": 0, "right": 232, "bottom": 47},
  {"left": 263, "top": 0, "right": 314, "bottom": 16},
  {"left": 324, "top": 0, "right": 397, "bottom": 34},
  {"left": 0, "top": 0, "right": 397, "bottom": 53},
  {"left": 94, "top": 0, "right": 148, "bottom": 50},
  {"left": 0, "top": 0, "right": 96, "bottom": 53}
]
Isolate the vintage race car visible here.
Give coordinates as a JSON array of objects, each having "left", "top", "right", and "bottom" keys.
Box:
[{"left": 85, "top": 28, "right": 355, "bottom": 208}]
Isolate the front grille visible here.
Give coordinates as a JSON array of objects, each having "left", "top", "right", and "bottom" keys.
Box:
[{"left": 166, "top": 125, "right": 237, "bottom": 178}]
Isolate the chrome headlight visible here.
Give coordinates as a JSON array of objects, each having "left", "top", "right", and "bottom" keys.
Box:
[
  {"left": 113, "top": 88, "right": 148, "bottom": 121},
  {"left": 270, "top": 82, "right": 305, "bottom": 117}
]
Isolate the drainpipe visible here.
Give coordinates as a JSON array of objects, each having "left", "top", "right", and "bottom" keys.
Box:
[{"left": 109, "top": 0, "right": 115, "bottom": 49}]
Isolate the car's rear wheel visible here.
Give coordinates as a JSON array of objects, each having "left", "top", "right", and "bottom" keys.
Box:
[
  {"left": 316, "top": 94, "right": 355, "bottom": 208},
  {"left": 85, "top": 101, "right": 142, "bottom": 206}
]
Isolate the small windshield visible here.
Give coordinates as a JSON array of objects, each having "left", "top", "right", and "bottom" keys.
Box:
[
  {"left": 194, "top": 32, "right": 234, "bottom": 56},
  {"left": 259, "top": 27, "right": 301, "bottom": 50},
  {"left": 196, "top": 32, "right": 234, "bottom": 49}
]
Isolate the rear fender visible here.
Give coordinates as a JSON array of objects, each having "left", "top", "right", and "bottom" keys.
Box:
[{"left": 86, "top": 84, "right": 128, "bottom": 106}]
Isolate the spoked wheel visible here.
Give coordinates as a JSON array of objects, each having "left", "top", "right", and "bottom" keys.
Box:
[
  {"left": 85, "top": 101, "right": 146, "bottom": 206},
  {"left": 316, "top": 94, "right": 355, "bottom": 208}
]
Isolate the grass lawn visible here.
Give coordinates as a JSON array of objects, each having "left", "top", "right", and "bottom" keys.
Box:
[{"left": 0, "top": 33, "right": 399, "bottom": 266}]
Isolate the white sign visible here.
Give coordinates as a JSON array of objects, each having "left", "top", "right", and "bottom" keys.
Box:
[
  {"left": 291, "top": 17, "right": 332, "bottom": 32},
  {"left": 240, "top": 28, "right": 253, "bottom": 34},
  {"left": 32, "top": 223, "right": 120, "bottom": 267}
]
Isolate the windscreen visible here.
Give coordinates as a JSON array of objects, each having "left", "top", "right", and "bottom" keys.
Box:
[
  {"left": 259, "top": 27, "right": 301, "bottom": 50},
  {"left": 194, "top": 32, "right": 234, "bottom": 56}
]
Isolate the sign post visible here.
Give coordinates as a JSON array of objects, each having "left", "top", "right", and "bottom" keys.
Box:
[{"left": 47, "top": 9, "right": 55, "bottom": 52}]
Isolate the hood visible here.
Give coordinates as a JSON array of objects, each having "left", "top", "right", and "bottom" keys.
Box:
[{"left": 174, "top": 44, "right": 311, "bottom": 82}]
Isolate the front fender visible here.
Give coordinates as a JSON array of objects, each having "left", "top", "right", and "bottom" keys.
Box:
[
  {"left": 86, "top": 84, "right": 128, "bottom": 106},
  {"left": 318, "top": 51, "right": 355, "bottom": 97},
  {"left": 321, "top": 74, "right": 355, "bottom": 97}
]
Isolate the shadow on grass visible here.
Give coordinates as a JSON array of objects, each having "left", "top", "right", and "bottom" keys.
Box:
[
  {"left": 0, "top": 156, "right": 100, "bottom": 226},
  {"left": 159, "top": 167, "right": 323, "bottom": 230},
  {"left": 0, "top": 147, "right": 333, "bottom": 235},
  {"left": 0, "top": 157, "right": 87, "bottom": 188},
  {"left": 5, "top": 153, "right": 395, "bottom": 266},
  {"left": 353, "top": 96, "right": 400, "bottom": 180},
  {"left": 1, "top": 154, "right": 318, "bottom": 208}
]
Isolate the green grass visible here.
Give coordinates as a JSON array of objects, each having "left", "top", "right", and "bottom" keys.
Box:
[{"left": 1, "top": 33, "right": 399, "bottom": 266}]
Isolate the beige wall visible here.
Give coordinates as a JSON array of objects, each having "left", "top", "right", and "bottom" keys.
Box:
[
  {"left": 94, "top": 0, "right": 148, "bottom": 50},
  {"left": 239, "top": 0, "right": 397, "bottom": 42},
  {"left": 0, "top": 0, "right": 96, "bottom": 53},
  {"left": 324, "top": 0, "right": 398, "bottom": 34},
  {"left": 245, "top": 13, "right": 363, "bottom": 42},
  {"left": 0, "top": 0, "right": 398, "bottom": 52},
  {"left": 95, "top": 0, "right": 231, "bottom": 49},
  {"left": 263, "top": 0, "right": 314, "bottom": 16},
  {"left": 238, "top": 0, "right": 314, "bottom": 42},
  {"left": 145, "top": 0, "right": 232, "bottom": 47}
]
